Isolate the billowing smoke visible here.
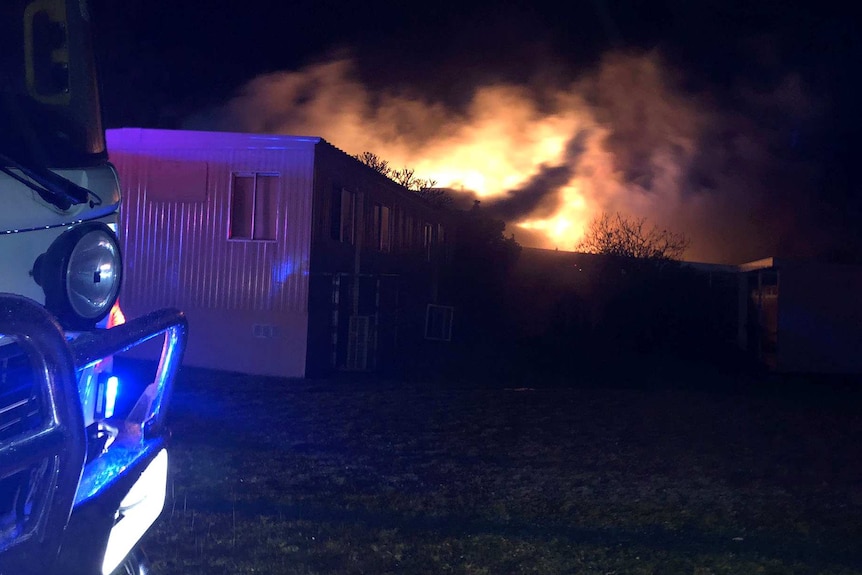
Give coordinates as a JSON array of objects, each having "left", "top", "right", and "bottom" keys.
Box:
[
  {"left": 184, "top": 50, "right": 823, "bottom": 264},
  {"left": 484, "top": 131, "right": 588, "bottom": 222}
]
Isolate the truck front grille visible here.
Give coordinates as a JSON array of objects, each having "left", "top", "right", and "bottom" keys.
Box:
[
  {"left": 1, "top": 460, "right": 52, "bottom": 547},
  {"left": 0, "top": 341, "right": 51, "bottom": 553},
  {"left": 0, "top": 348, "right": 45, "bottom": 442}
]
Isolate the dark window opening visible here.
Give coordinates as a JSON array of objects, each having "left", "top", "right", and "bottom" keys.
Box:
[
  {"left": 423, "top": 222, "right": 433, "bottom": 261},
  {"left": 331, "top": 187, "right": 355, "bottom": 243},
  {"left": 230, "top": 173, "right": 279, "bottom": 240},
  {"left": 404, "top": 215, "right": 415, "bottom": 249},
  {"left": 425, "top": 304, "right": 454, "bottom": 341},
  {"left": 340, "top": 189, "right": 355, "bottom": 243},
  {"left": 373, "top": 204, "right": 391, "bottom": 252}
]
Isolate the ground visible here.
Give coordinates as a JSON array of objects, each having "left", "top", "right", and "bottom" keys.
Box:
[{"left": 131, "top": 357, "right": 862, "bottom": 574}]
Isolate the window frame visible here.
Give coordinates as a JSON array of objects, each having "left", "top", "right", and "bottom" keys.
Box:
[
  {"left": 423, "top": 222, "right": 433, "bottom": 261},
  {"left": 404, "top": 214, "right": 415, "bottom": 250},
  {"left": 425, "top": 304, "right": 455, "bottom": 341},
  {"left": 377, "top": 204, "right": 391, "bottom": 252},
  {"left": 336, "top": 188, "right": 356, "bottom": 244},
  {"left": 228, "top": 172, "right": 280, "bottom": 242}
]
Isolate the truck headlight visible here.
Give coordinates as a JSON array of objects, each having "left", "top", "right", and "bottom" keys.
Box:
[{"left": 34, "top": 223, "right": 123, "bottom": 330}]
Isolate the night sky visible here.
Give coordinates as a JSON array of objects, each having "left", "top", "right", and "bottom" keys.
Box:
[{"left": 89, "top": 0, "right": 859, "bottom": 264}]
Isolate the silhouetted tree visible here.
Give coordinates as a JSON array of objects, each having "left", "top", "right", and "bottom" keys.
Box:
[
  {"left": 354, "top": 151, "right": 450, "bottom": 210},
  {"left": 567, "top": 213, "right": 739, "bottom": 362},
  {"left": 355, "top": 151, "right": 390, "bottom": 175},
  {"left": 389, "top": 167, "right": 437, "bottom": 191},
  {"left": 414, "top": 188, "right": 453, "bottom": 208},
  {"left": 578, "top": 212, "right": 690, "bottom": 261}
]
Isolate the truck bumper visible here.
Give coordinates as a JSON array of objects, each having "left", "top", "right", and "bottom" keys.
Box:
[{"left": 58, "top": 443, "right": 169, "bottom": 575}]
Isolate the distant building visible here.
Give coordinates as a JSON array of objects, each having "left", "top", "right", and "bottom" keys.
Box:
[
  {"left": 511, "top": 248, "right": 862, "bottom": 375},
  {"left": 508, "top": 248, "right": 738, "bottom": 348},
  {"left": 107, "top": 128, "right": 454, "bottom": 378},
  {"left": 738, "top": 257, "right": 862, "bottom": 374}
]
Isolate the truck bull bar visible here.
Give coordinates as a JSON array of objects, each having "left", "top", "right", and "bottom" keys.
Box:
[{"left": 71, "top": 306, "right": 188, "bottom": 439}]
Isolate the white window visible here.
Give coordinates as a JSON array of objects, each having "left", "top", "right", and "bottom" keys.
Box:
[{"left": 230, "top": 173, "right": 278, "bottom": 240}]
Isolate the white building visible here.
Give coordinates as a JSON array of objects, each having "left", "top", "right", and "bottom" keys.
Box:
[{"left": 107, "top": 128, "right": 453, "bottom": 378}]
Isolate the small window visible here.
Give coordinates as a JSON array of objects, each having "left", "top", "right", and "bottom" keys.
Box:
[
  {"left": 404, "top": 215, "right": 415, "bottom": 249},
  {"left": 371, "top": 203, "right": 392, "bottom": 252},
  {"left": 423, "top": 222, "right": 433, "bottom": 260},
  {"left": 372, "top": 204, "right": 381, "bottom": 249},
  {"left": 423, "top": 223, "right": 433, "bottom": 247},
  {"left": 339, "top": 188, "right": 355, "bottom": 243},
  {"left": 425, "top": 304, "right": 454, "bottom": 341},
  {"left": 377, "top": 205, "right": 391, "bottom": 252},
  {"left": 230, "top": 173, "right": 278, "bottom": 240}
]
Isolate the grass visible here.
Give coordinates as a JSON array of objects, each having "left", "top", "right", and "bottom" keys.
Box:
[{"left": 132, "top": 357, "right": 862, "bottom": 574}]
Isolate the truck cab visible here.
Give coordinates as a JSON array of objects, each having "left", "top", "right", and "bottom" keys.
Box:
[{"left": 1, "top": 2, "right": 186, "bottom": 573}]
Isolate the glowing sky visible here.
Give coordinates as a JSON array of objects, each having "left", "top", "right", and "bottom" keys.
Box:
[{"left": 94, "top": 0, "right": 858, "bottom": 264}]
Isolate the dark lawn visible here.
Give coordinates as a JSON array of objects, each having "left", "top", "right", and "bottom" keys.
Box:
[{"left": 133, "top": 356, "right": 862, "bottom": 574}]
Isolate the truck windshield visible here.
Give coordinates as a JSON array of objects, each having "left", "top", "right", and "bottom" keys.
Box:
[{"left": 0, "top": 0, "right": 106, "bottom": 170}]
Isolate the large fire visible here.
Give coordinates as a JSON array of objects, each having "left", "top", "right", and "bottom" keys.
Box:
[
  {"left": 518, "top": 185, "right": 588, "bottom": 246},
  {"left": 185, "top": 49, "right": 808, "bottom": 263},
  {"left": 400, "top": 85, "right": 600, "bottom": 247}
]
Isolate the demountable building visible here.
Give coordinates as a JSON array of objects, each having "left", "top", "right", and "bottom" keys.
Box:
[
  {"left": 738, "top": 257, "right": 862, "bottom": 374},
  {"left": 107, "top": 128, "right": 453, "bottom": 378}
]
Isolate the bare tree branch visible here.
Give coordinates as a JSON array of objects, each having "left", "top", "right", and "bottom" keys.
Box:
[
  {"left": 354, "top": 151, "right": 391, "bottom": 176},
  {"left": 416, "top": 187, "right": 452, "bottom": 208},
  {"left": 577, "top": 212, "right": 690, "bottom": 261},
  {"left": 391, "top": 167, "right": 415, "bottom": 188},
  {"left": 354, "top": 151, "right": 450, "bottom": 206}
]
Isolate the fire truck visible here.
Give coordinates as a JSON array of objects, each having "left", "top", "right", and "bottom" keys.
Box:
[{"left": 1, "top": 1, "right": 187, "bottom": 574}]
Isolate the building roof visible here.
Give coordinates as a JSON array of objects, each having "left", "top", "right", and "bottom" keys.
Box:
[{"left": 107, "top": 127, "right": 322, "bottom": 151}]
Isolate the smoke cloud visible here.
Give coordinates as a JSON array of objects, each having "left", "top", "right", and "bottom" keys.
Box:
[
  {"left": 184, "top": 49, "right": 824, "bottom": 264},
  {"left": 484, "top": 131, "right": 588, "bottom": 222}
]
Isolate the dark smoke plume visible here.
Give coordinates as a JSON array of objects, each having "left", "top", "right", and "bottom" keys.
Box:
[{"left": 485, "top": 132, "right": 588, "bottom": 222}]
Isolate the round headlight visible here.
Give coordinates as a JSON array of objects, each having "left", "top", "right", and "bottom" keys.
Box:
[
  {"left": 66, "top": 229, "right": 121, "bottom": 319},
  {"left": 34, "top": 223, "right": 123, "bottom": 330}
]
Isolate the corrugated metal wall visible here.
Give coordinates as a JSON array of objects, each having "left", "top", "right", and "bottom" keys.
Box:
[
  {"left": 106, "top": 128, "right": 316, "bottom": 377},
  {"left": 305, "top": 143, "right": 457, "bottom": 375}
]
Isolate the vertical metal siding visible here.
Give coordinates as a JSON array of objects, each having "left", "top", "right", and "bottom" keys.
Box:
[{"left": 108, "top": 131, "right": 316, "bottom": 317}]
